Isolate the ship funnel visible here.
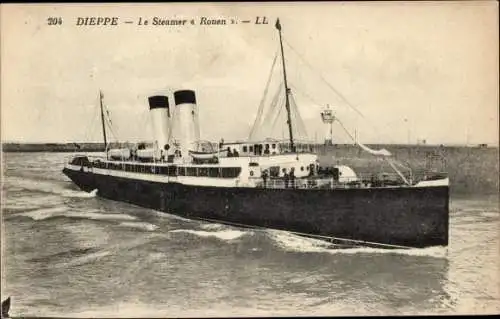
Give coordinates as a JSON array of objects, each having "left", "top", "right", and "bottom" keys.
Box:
[
  {"left": 174, "top": 89, "right": 200, "bottom": 158},
  {"left": 148, "top": 95, "right": 171, "bottom": 159}
]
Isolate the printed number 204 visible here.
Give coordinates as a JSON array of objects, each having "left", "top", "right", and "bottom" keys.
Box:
[{"left": 47, "top": 17, "right": 63, "bottom": 25}]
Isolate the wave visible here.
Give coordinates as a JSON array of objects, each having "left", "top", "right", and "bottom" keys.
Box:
[
  {"left": 4, "top": 176, "right": 68, "bottom": 193},
  {"left": 53, "top": 250, "right": 111, "bottom": 268},
  {"left": 118, "top": 221, "right": 159, "bottom": 232},
  {"left": 267, "top": 230, "right": 448, "bottom": 258},
  {"left": 61, "top": 303, "right": 292, "bottom": 318},
  {"left": 52, "top": 235, "right": 162, "bottom": 270},
  {"left": 199, "top": 222, "right": 227, "bottom": 230},
  {"left": 18, "top": 207, "right": 69, "bottom": 220},
  {"left": 479, "top": 211, "right": 500, "bottom": 218},
  {"left": 61, "top": 189, "right": 98, "bottom": 198},
  {"left": 3, "top": 175, "right": 96, "bottom": 199},
  {"left": 28, "top": 247, "right": 98, "bottom": 263},
  {"left": 143, "top": 209, "right": 200, "bottom": 224},
  {"left": 169, "top": 229, "right": 250, "bottom": 241},
  {"left": 19, "top": 207, "right": 137, "bottom": 222}
]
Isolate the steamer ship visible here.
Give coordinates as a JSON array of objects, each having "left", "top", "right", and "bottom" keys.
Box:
[{"left": 63, "top": 19, "right": 449, "bottom": 249}]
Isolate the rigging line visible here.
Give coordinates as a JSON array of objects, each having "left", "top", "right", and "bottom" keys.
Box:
[
  {"left": 283, "top": 38, "right": 379, "bottom": 132},
  {"left": 270, "top": 98, "right": 285, "bottom": 138},
  {"left": 391, "top": 160, "right": 412, "bottom": 171},
  {"left": 339, "top": 115, "right": 411, "bottom": 184},
  {"left": 256, "top": 83, "right": 283, "bottom": 140},
  {"left": 102, "top": 104, "right": 120, "bottom": 150},
  {"left": 336, "top": 117, "right": 356, "bottom": 142},
  {"left": 289, "top": 83, "right": 324, "bottom": 109},
  {"left": 289, "top": 93, "right": 309, "bottom": 139},
  {"left": 386, "top": 158, "right": 411, "bottom": 185},
  {"left": 289, "top": 98, "right": 305, "bottom": 139},
  {"left": 104, "top": 108, "right": 118, "bottom": 141},
  {"left": 249, "top": 51, "right": 279, "bottom": 140},
  {"left": 252, "top": 81, "right": 282, "bottom": 140},
  {"left": 260, "top": 91, "right": 283, "bottom": 140}
]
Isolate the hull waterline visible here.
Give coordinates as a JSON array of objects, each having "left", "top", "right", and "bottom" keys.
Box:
[{"left": 62, "top": 167, "right": 449, "bottom": 249}]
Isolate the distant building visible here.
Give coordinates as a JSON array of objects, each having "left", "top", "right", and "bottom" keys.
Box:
[{"left": 417, "top": 138, "right": 427, "bottom": 145}]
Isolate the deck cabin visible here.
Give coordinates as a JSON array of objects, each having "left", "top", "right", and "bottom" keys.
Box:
[{"left": 220, "top": 139, "right": 318, "bottom": 157}]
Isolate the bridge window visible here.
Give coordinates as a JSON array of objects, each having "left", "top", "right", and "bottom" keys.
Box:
[{"left": 243, "top": 146, "right": 248, "bottom": 153}]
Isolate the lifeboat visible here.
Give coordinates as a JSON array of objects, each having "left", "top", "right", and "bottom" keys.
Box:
[{"left": 188, "top": 149, "right": 228, "bottom": 159}]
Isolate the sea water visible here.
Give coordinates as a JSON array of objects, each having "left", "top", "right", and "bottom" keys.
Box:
[{"left": 2, "top": 152, "right": 499, "bottom": 316}]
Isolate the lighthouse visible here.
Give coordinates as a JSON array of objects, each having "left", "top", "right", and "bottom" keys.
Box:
[{"left": 320, "top": 104, "right": 335, "bottom": 145}]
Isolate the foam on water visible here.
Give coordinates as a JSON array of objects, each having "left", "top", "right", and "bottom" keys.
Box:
[
  {"left": 53, "top": 234, "right": 165, "bottom": 269},
  {"left": 268, "top": 230, "right": 448, "bottom": 258},
  {"left": 169, "top": 229, "right": 249, "bottom": 241},
  {"left": 4, "top": 175, "right": 98, "bottom": 199},
  {"left": 146, "top": 209, "right": 197, "bottom": 223},
  {"left": 18, "top": 207, "right": 69, "bottom": 220},
  {"left": 54, "top": 250, "right": 111, "bottom": 268},
  {"left": 61, "top": 189, "right": 98, "bottom": 198},
  {"left": 59, "top": 302, "right": 296, "bottom": 318},
  {"left": 4, "top": 176, "right": 68, "bottom": 194},
  {"left": 479, "top": 211, "right": 500, "bottom": 218},
  {"left": 118, "top": 221, "right": 159, "bottom": 232},
  {"left": 199, "top": 222, "right": 227, "bottom": 230},
  {"left": 19, "top": 207, "right": 137, "bottom": 222}
]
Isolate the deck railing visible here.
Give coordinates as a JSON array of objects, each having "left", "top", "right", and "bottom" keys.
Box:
[
  {"left": 65, "top": 154, "right": 447, "bottom": 189},
  {"left": 254, "top": 171, "right": 448, "bottom": 190}
]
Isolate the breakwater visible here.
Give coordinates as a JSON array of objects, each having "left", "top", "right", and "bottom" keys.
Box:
[
  {"left": 319, "top": 144, "right": 498, "bottom": 196},
  {"left": 1, "top": 142, "right": 122, "bottom": 153}
]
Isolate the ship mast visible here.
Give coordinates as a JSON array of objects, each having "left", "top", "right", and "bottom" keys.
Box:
[
  {"left": 99, "top": 90, "right": 108, "bottom": 159},
  {"left": 275, "top": 18, "right": 295, "bottom": 152}
]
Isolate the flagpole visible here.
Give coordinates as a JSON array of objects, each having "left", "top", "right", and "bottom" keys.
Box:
[
  {"left": 275, "top": 18, "right": 295, "bottom": 153},
  {"left": 99, "top": 90, "right": 108, "bottom": 159}
]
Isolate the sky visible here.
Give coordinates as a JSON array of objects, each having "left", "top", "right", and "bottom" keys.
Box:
[{"left": 1, "top": 2, "right": 498, "bottom": 145}]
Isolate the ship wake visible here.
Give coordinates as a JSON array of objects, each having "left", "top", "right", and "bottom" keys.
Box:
[
  {"left": 60, "top": 188, "right": 98, "bottom": 198},
  {"left": 17, "top": 207, "right": 137, "bottom": 222},
  {"left": 169, "top": 229, "right": 251, "bottom": 241},
  {"left": 267, "top": 230, "right": 448, "bottom": 258},
  {"left": 4, "top": 176, "right": 91, "bottom": 197}
]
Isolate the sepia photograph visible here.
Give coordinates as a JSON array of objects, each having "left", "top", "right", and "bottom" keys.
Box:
[{"left": 1, "top": 1, "right": 499, "bottom": 317}]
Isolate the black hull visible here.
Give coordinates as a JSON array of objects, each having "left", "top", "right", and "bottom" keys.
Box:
[{"left": 62, "top": 168, "right": 449, "bottom": 248}]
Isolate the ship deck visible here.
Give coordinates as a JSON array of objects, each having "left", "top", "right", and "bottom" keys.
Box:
[{"left": 64, "top": 154, "right": 449, "bottom": 190}]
